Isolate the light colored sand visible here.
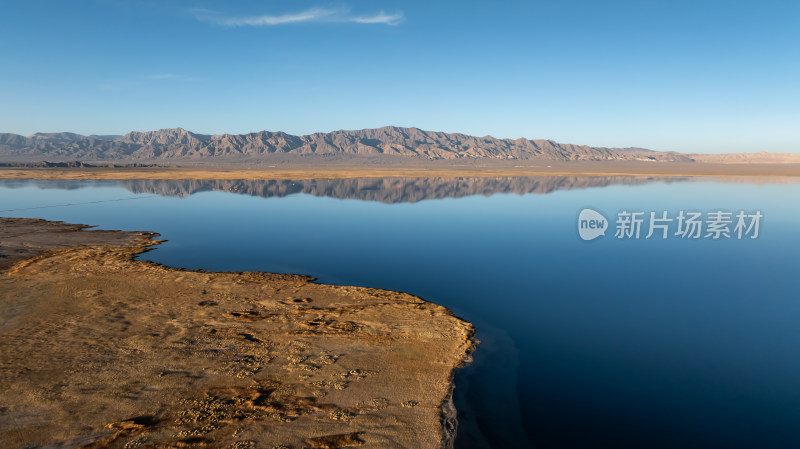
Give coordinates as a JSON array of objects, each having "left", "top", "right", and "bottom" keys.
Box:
[
  {"left": 1, "top": 161, "right": 800, "bottom": 181},
  {"left": 0, "top": 218, "right": 475, "bottom": 449}
]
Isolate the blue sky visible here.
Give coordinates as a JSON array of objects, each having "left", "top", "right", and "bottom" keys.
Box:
[{"left": 1, "top": 0, "right": 798, "bottom": 153}]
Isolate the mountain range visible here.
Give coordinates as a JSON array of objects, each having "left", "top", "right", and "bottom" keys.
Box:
[{"left": 0, "top": 127, "right": 695, "bottom": 163}]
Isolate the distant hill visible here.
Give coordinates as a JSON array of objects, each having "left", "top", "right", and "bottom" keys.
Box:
[
  {"left": 0, "top": 126, "right": 694, "bottom": 163},
  {"left": 688, "top": 152, "right": 800, "bottom": 164}
]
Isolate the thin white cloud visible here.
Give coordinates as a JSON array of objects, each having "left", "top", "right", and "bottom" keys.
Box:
[
  {"left": 352, "top": 11, "right": 403, "bottom": 25},
  {"left": 194, "top": 7, "right": 403, "bottom": 27}
]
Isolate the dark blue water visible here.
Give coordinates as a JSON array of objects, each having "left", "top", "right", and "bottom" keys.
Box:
[{"left": 2, "top": 177, "right": 799, "bottom": 448}]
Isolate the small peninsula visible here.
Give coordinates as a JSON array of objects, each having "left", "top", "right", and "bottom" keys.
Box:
[{"left": 0, "top": 218, "right": 475, "bottom": 449}]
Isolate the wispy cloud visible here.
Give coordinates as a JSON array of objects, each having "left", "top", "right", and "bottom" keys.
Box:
[
  {"left": 351, "top": 11, "right": 403, "bottom": 24},
  {"left": 193, "top": 7, "right": 404, "bottom": 27}
]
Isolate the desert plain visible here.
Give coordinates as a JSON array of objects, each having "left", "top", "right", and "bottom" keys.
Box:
[{"left": 0, "top": 218, "right": 475, "bottom": 448}]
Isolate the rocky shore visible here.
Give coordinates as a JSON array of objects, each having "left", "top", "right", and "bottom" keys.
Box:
[{"left": 0, "top": 218, "right": 475, "bottom": 449}]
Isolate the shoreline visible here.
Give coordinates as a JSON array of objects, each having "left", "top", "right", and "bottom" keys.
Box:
[
  {"left": 2, "top": 161, "right": 800, "bottom": 181},
  {"left": 0, "top": 218, "right": 476, "bottom": 448}
]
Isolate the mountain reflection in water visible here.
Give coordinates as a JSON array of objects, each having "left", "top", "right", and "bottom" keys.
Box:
[{"left": 0, "top": 176, "right": 689, "bottom": 203}]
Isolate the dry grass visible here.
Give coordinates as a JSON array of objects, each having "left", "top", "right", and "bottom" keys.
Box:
[
  {"left": 0, "top": 218, "right": 475, "bottom": 449},
  {"left": 2, "top": 161, "right": 800, "bottom": 181}
]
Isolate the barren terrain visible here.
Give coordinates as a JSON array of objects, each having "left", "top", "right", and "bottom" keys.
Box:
[
  {"left": 0, "top": 218, "right": 475, "bottom": 449},
  {"left": 2, "top": 159, "right": 800, "bottom": 181}
]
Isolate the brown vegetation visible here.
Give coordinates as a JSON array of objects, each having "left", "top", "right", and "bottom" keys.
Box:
[{"left": 0, "top": 218, "right": 475, "bottom": 448}]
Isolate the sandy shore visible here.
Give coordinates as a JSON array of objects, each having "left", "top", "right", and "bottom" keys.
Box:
[
  {"left": 0, "top": 218, "right": 475, "bottom": 449},
  {"left": 1, "top": 161, "right": 800, "bottom": 180}
]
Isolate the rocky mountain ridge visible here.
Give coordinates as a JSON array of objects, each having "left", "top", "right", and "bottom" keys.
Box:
[{"left": 0, "top": 126, "right": 692, "bottom": 162}]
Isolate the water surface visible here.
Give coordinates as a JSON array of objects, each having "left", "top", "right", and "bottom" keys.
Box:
[{"left": 2, "top": 176, "right": 799, "bottom": 449}]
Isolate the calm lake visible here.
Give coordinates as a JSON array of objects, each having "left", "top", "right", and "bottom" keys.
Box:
[{"left": 2, "top": 176, "right": 799, "bottom": 449}]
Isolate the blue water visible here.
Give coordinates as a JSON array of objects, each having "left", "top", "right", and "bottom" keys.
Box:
[{"left": 1, "top": 177, "right": 799, "bottom": 448}]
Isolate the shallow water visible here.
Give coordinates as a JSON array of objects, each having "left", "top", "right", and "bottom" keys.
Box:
[{"left": 2, "top": 176, "right": 799, "bottom": 449}]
